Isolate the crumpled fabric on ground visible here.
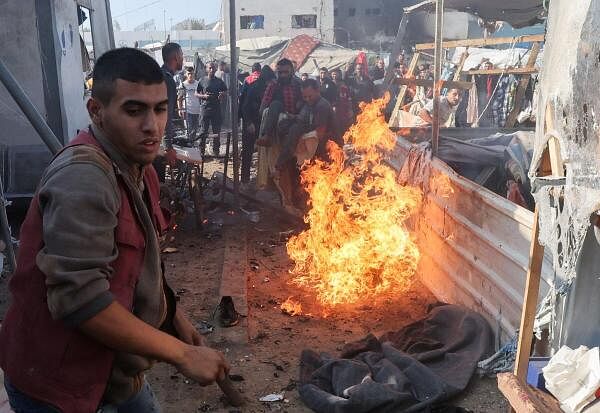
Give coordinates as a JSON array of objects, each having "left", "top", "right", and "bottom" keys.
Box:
[{"left": 298, "top": 304, "right": 494, "bottom": 413}]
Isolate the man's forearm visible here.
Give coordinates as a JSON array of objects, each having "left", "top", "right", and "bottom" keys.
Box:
[{"left": 79, "top": 301, "right": 185, "bottom": 366}]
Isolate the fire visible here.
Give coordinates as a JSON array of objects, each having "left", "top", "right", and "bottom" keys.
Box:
[
  {"left": 280, "top": 297, "right": 303, "bottom": 316},
  {"left": 286, "top": 96, "right": 422, "bottom": 306}
]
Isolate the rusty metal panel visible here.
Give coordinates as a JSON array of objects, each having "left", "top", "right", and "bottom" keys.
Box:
[{"left": 393, "top": 138, "right": 554, "bottom": 341}]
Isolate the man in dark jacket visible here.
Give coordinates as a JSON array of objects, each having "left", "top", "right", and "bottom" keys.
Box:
[
  {"left": 318, "top": 67, "right": 338, "bottom": 105},
  {"left": 197, "top": 61, "right": 228, "bottom": 156},
  {"left": 0, "top": 48, "right": 228, "bottom": 413}
]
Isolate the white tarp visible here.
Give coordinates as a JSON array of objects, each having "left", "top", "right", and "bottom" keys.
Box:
[
  {"left": 215, "top": 36, "right": 289, "bottom": 51},
  {"left": 451, "top": 46, "right": 542, "bottom": 71}
]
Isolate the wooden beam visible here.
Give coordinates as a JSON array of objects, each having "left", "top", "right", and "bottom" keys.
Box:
[
  {"left": 388, "top": 52, "right": 420, "bottom": 128},
  {"left": 415, "top": 34, "right": 546, "bottom": 51},
  {"left": 498, "top": 373, "right": 562, "bottom": 412},
  {"left": 452, "top": 51, "right": 468, "bottom": 81},
  {"left": 513, "top": 101, "right": 564, "bottom": 385},
  {"left": 394, "top": 78, "right": 472, "bottom": 90},
  {"left": 505, "top": 42, "right": 542, "bottom": 127},
  {"left": 464, "top": 67, "right": 538, "bottom": 76},
  {"left": 513, "top": 205, "right": 544, "bottom": 381}
]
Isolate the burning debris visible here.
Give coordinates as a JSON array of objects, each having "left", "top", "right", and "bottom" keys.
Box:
[
  {"left": 286, "top": 96, "right": 422, "bottom": 306},
  {"left": 280, "top": 297, "right": 303, "bottom": 316}
]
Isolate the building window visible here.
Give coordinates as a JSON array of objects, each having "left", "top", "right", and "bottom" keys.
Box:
[
  {"left": 240, "top": 15, "right": 264, "bottom": 29},
  {"left": 349, "top": 8, "right": 356, "bottom": 17},
  {"left": 372, "top": 8, "right": 381, "bottom": 15},
  {"left": 291, "top": 14, "right": 317, "bottom": 29}
]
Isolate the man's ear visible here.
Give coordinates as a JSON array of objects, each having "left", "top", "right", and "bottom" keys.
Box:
[{"left": 86, "top": 97, "right": 103, "bottom": 127}]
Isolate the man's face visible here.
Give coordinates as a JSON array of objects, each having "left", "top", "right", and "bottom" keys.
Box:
[
  {"left": 484, "top": 62, "right": 493, "bottom": 70},
  {"left": 376, "top": 60, "right": 384, "bottom": 69},
  {"left": 331, "top": 71, "right": 339, "bottom": 82},
  {"left": 446, "top": 89, "right": 460, "bottom": 106},
  {"left": 302, "top": 87, "right": 320, "bottom": 106},
  {"left": 186, "top": 71, "right": 194, "bottom": 81},
  {"left": 301, "top": 73, "right": 308, "bottom": 81},
  {"left": 319, "top": 70, "right": 328, "bottom": 81},
  {"left": 277, "top": 64, "right": 292, "bottom": 83},
  {"left": 88, "top": 79, "right": 168, "bottom": 166},
  {"left": 208, "top": 64, "right": 216, "bottom": 78}
]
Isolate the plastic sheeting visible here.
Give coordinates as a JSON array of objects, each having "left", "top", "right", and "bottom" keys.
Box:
[
  {"left": 451, "top": 46, "right": 543, "bottom": 71},
  {"left": 213, "top": 35, "right": 359, "bottom": 74},
  {"left": 444, "top": 0, "right": 546, "bottom": 28}
]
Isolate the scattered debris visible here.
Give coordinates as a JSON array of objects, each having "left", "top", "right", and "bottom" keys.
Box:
[
  {"left": 228, "top": 374, "right": 245, "bottom": 382},
  {"left": 259, "top": 393, "right": 285, "bottom": 402},
  {"left": 249, "top": 259, "right": 260, "bottom": 271},
  {"left": 280, "top": 297, "right": 303, "bottom": 316},
  {"left": 282, "top": 380, "right": 297, "bottom": 392},
  {"left": 263, "top": 277, "right": 270, "bottom": 283},
  {"left": 196, "top": 320, "right": 214, "bottom": 335},
  {"left": 162, "top": 247, "right": 179, "bottom": 254}
]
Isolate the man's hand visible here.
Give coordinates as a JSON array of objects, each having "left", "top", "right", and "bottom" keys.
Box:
[
  {"left": 174, "top": 308, "right": 205, "bottom": 346},
  {"left": 175, "top": 345, "right": 230, "bottom": 386},
  {"left": 165, "top": 148, "right": 178, "bottom": 166}
]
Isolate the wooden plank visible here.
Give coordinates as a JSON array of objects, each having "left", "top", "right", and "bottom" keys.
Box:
[
  {"left": 464, "top": 67, "right": 538, "bottom": 76},
  {"left": 505, "top": 42, "right": 541, "bottom": 127},
  {"left": 545, "top": 102, "right": 564, "bottom": 176},
  {"left": 394, "top": 77, "right": 472, "bottom": 90},
  {"left": 498, "top": 373, "right": 562, "bottom": 413},
  {"left": 388, "top": 52, "right": 420, "bottom": 127},
  {"left": 452, "top": 51, "right": 468, "bottom": 81},
  {"left": 513, "top": 206, "right": 544, "bottom": 380},
  {"left": 513, "top": 103, "right": 563, "bottom": 383},
  {"left": 416, "top": 34, "right": 546, "bottom": 51}
]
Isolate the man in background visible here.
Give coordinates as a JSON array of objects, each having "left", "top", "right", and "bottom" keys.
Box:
[{"left": 197, "top": 62, "right": 228, "bottom": 156}]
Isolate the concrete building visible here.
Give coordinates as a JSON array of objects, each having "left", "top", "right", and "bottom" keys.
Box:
[
  {"left": 333, "top": 0, "right": 414, "bottom": 48},
  {"left": 0, "top": 0, "right": 113, "bottom": 198},
  {"left": 222, "top": 0, "right": 335, "bottom": 43}
]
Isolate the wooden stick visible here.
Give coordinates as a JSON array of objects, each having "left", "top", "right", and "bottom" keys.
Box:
[
  {"left": 217, "top": 376, "right": 245, "bottom": 407},
  {"left": 388, "top": 52, "right": 421, "bottom": 128},
  {"left": 415, "top": 34, "right": 545, "bottom": 50},
  {"left": 394, "top": 78, "right": 472, "bottom": 90},
  {"left": 464, "top": 67, "right": 538, "bottom": 76}
]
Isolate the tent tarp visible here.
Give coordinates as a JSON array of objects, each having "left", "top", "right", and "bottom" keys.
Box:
[{"left": 443, "top": 0, "right": 546, "bottom": 28}]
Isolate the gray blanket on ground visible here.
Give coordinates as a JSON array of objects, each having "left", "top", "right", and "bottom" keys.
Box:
[{"left": 298, "top": 304, "right": 494, "bottom": 413}]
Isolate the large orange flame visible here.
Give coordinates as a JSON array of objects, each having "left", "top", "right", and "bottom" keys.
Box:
[{"left": 286, "top": 96, "right": 422, "bottom": 306}]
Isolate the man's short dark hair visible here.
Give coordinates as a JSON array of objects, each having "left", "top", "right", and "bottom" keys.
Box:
[
  {"left": 301, "top": 78, "right": 319, "bottom": 90},
  {"left": 319, "top": 67, "right": 328, "bottom": 72},
  {"left": 394, "top": 62, "right": 401, "bottom": 68},
  {"left": 251, "top": 63, "right": 262, "bottom": 72},
  {"left": 277, "top": 58, "right": 294, "bottom": 68},
  {"left": 185, "top": 66, "right": 194, "bottom": 73},
  {"left": 161, "top": 42, "right": 181, "bottom": 64},
  {"left": 92, "top": 48, "right": 164, "bottom": 104}
]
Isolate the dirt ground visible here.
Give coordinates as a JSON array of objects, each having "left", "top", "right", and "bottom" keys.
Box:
[
  {"left": 0, "top": 152, "right": 509, "bottom": 412},
  {"left": 145, "top": 168, "right": 509, "bottom": 412}
]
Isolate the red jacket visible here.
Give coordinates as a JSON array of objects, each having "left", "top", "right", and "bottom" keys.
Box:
[{"left": 0, "top": 129, "right": 167, "bottom": 412}]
